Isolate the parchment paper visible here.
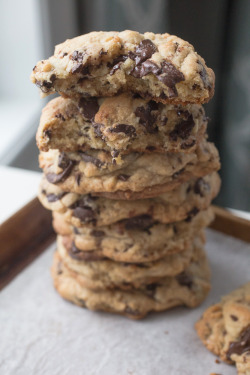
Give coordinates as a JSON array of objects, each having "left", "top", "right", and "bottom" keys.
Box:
[{"left": 0, "top": 229, "right": 249, "bottom": 375}]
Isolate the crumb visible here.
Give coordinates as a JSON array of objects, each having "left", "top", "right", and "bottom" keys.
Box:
[{"left": 215, "top": 359, "right": 221, "bottom": 364}]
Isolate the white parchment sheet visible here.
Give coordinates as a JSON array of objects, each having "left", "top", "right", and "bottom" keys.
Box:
[{"left": 0, "top": 229, "right": 249, "bottom": 375}]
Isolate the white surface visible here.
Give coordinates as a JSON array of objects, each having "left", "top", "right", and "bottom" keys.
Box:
[
  {"left": 0, "top": 229, "right": 249, "bottom": 375},
  {"left": 0, "top": 166, "right": 41, "bottom": 223}
]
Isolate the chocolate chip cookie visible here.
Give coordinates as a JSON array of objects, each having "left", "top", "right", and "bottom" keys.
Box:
[
  {"left": 57, "top": 234, "right": 204, "bottom": 290},
  {"left": 53, "top": 208, "right": 214, "bottom": 263},
  {"left": 31, "top": 31, "right": 214, "bottom": 104},
  {"left": 51, "top": 239, "right": 211, "bottom": 319},
  {"left": 39, "top": 172, "right": 220, "bottom": 227},
  {"left": 37, "top": 94, "right": 207, "bottom": 155},
  {"left": 39, "top": 140, "right": 220, "bottom": 198},
  {"left": 195, "top": 282, "right": 250, "bottom": 374}
]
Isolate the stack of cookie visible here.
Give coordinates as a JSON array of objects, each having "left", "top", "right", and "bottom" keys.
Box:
[{"left": 31, "top": 31, "right": 220, "bottom": 319}]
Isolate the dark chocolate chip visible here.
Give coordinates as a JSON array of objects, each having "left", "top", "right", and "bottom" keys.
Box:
[
  {"left": 71, "top": 51, "right": 84, "bottom": 63},
  {"left": 169, "top": 113, "right": 195, "bottom": 141},
  {"left": 62, "top": 52, "right": 68, "bottom": 57},
  {"left": 146, "top": 146, "right": 156, "bottom": 151},
  {"left": 134, "top": 101, "right": 158, "bottom": 134},
  {"left": 172, "top": 167, "right": 185, "bottom": 179},
  {"left": 129, "top": 39, "right": 158, "bottom": 65},
  {"left": 197, "top": 60, "right": 210, "bottom": 89},
  {"left": 79, "top": 152, "right": 104, "bottom": 168},
  {"left": 92, "top": 123, "right": 104, "bottom": 138},
  {"left": 69, "top": 242, "right": 106, "bottom": 261},
  {"left": 124, "top": 215, "right": 155, "bottom": 231},
  {"left": 71, "top": 64, "right": 89, "bottom": 75},
  {"left": 194, "top": 178, "right": 210, "bottom": 197},
  {"left": 75, "top": 173, "right": 81, "bottom": 186},
  {"left": 99, "top": 49, "right": 107, "bottom": 56},
  {"left": 145, "top": 282, "right": 160, "bottom": 297},
  {"left": 117, "top": 174, "right": 130, "bottom": 181},
  {"left": 176, "top": 272, "right": 193, "bottom": 288},
  {"left": 73, "top": 206, "right": 96, "bottom": 223},
  {"left": 110, "top": 124, "right": 136, "bottom": 137},
  {"left": 181, "top": 139, "right": 196, "bottom": 149},
  {"left": 50, "top": 74, "right": 56, "bottom": 82},
  {"left": 46, "top": 154, "right": 75, "bottom": 184},
  {"left": 230, "top": 315, "right": 239, "bottom": 321},
  {"left": 78, "top": 98, "right": 99, "bottom": 121},
  {"left": 46, "top": 192, "right": 66, "bottom": 202},
  {"left": 55, "top": 113, "right": 66, "bottom": 121},
  {"left": 90, "top": 230, "right": 105, "bottom": 237},
  {"left": 185, "top": 207, "right": 199, "bottom": 222},
  {"left": 227, "top": 326, "right": 250, "bottom": 360},
  {"left": 157, "top": 61, "right": 185, "bottom": 97},
  {"left": 44, "top": 129, "right": 52, "bottom": 139},
  {"left": 109, "top": 55, "right": 128, "bottom": 75}
]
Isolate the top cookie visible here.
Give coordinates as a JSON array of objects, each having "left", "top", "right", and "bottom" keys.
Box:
[{"left": 31, "top": 30, "right": 215, "bottom": 104}]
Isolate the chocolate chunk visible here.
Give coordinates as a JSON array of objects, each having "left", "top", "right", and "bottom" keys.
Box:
[
  {"left": 158, "top": 61, "right": 185, "bottom": 97},
  {"left": 146, "top": 146, "right": 156, "bottom": 151},
  {"left": 62, "top": 52, "right": 68, "bottom": 57},
  {"left": 129, "top": 39, "right": 158, "bottom": 65},
  {"left": 117, "top": 174, "right": 130, "bottom": 181},
  {"left": 71, "top": 63, "right": 89, "bottom": 75},
  {"left": 50, "top": 74, "right": 56, "bottom": 82},
  {"left": 124, "top": 215, "right": 155, "bottom": 231},
  {"left": 110, "top": 124, "right": 136, "bottom": 137},
  {"left": 194, "top": 178, "right": 210, "bottom": 197},
  {"left": 145, "top": 282, "right": 160, "bottom": 297},
  {"left": 176, "top": 272, "right": 193, "bottom": 288},
  {"left": 71, "top": 51, "right": 84, "bottom": 63},
  {"left": 69, "top": 243, "right": 106, "bottom": 261},
  {"left": 78, "top": 98, "right": 99, "bottom": 121},
  {"left": 58, "top": 152, "right": 70, "bottom": 169},
  {"left": 197, "top": 60, "right": 210, "bottom": 89},
  {"left": 79, "top": 152, "right": 104, "bottom": 168},
  {"left": 55, "top": 113, "right": 66, "bottom": 121},
  {"left": 44, "top": 129, "right": 52, "bottom": 139},
  {"left": 73, "top": 206, "right": 96, "bottom": 223},
  {"left": 46, "top": 154, "right": 75, "bottom": 184},
  {"left": 90, "top": 230, "right": 105, "bottom": 237},
  {"left": 92, "top": 123, "right": 104, "bottom": 138},
  {"left": 134, "top": 101, "right": 158, "bottom": 133},
  {"left": 230, "top": 315, "right": 238, "bottom": 321},
  {"left": 185, "top": 207, "right": 199, "bottom": 222},
  {"left": 99, "top": 49, "right": 107, "bottom": 56},
  {"left": 109, "top": 55, "right": 128, "bottom": 75},
  {"left": 169, "top": 113, "right": 195, "bottom": 141},
  {"left": 227, "top": 326, "right": 250, "bottom": 360},
  {"left": 75, "top": 173, "right": 81, "bottom": 186},
  {"left": 181, "top": 139, "right": 196, "bottom": 149},
  {"left": 132, "top": 60, "right": 161, "bottom": 79},
  {"left": 46, "top": 192, "right": 66, "bottom": 202}
]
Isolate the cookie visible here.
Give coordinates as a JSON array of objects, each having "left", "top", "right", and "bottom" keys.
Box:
[
  {"left": 39, "top": 140, "right": 220, "bottom": 198},
  {"left": 53, "top": 208, "right": 214, "bottom": 263},
  {"left": 31, "top": 31, "right": 214, "bottom": 105},
  {"left": 39, "top": 172, "right": 220, "bottom": 227},
  {"left": 37, "top": 94, "right": 207, "bottom": 155},
  {"left": 195, "top": 282, "right": 250, "bottom": 374},
  {"left": 51, "top": 242, "right": 211, "bottom": 319},
  {"left": 57, "top": 234, "right": 204, "bottom": 290}
]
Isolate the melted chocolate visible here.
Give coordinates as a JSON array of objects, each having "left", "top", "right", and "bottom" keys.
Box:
[
  {"left": 110, "top": 124, "right": 136, "bottom": 137},
  {"left": 78, "top": 98, "right": 99, "bottom": 120},
  {"left": 227, "top": 326, "right": 250, "bottom": 360}
]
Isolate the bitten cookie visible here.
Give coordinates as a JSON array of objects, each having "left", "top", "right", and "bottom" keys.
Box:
[
  {"left": 38, "top": 172, "right": 220, "bottom": 227},
  {"left": 37, "top": 94, "right": 207, "bottom": 155},
  {"left": 31, "top": 31, "right": 214, "bottom": 104},
  {"left": 57, "top": 234, "right": 204, "bottom": 290},
  {"left": 195, "top": 282, "right": 250, "bottom": 375},
  {"left": 52, "top": 241, "right": 211, "bottom": 319},
  {"left": 53, "top": 208, "right": 214, "bottom": 263},
  {"left": 39, "top": 140, "right": 220, "bottom": 198}
]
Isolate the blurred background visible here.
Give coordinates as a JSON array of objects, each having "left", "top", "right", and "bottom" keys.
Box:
[{"left": 0, "top": 0, "right": 249, "bottom": 211}]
